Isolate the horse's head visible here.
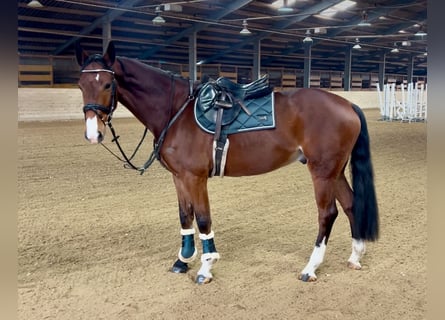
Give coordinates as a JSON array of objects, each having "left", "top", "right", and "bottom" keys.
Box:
[{"left": 75, "top": 41, "right": 117, "bottom": 144}]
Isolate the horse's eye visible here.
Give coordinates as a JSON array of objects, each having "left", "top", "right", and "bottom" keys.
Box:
[{"left": 104, "top": 83, "right": 111, "bottom": 90}]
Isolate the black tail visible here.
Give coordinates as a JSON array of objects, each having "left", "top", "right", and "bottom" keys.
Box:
[{"left": 350, "top": 104, "right": 379, "bottom": 241}]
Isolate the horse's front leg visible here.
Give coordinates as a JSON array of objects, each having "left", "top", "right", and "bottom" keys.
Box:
[
  {"left": 170, "top": 203, "right": 197, "bottom": 274},
  {"left": 195, "top": 229, "right": 220, "bottom": 284},
  {"left": 171, "top": 174, "right": 220, "bottom": 284}
]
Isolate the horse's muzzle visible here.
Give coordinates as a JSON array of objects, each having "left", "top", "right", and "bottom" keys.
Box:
[
  {"left": 84, "top": 130, "right": 103, "bottom": 144},
  {"left": 84, "top": 114, "right": 105, "bottom": 144}
]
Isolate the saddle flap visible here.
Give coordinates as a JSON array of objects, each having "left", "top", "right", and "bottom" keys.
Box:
[
  {"left": 196, "top": 82, "right": 242, "bottom": 126},
  {"left": 198, "top": 82, "right": 218, "bottom": 112}
]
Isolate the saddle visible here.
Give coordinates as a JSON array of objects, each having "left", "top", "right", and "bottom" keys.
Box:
[
  {"left": 196, "top": 75, "right": 272, "bottom": 128},
  {"left": 196, "top": 74, "right": 271, "bottom": 127},
  {"left": 215, "top": 75, "right": 271, "bottom": 101},
  {"left": 195, "top": 75, "right": 274, "bottom": 177}
]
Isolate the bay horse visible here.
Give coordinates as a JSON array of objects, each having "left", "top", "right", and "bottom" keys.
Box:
[{"left": 75, "top": 41, "right": 378, "bottom": 284}]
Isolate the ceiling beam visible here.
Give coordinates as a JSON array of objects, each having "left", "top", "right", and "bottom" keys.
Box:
[
  {"left": 347, "top": 16, "right": 428, "bottom": 66},
  {"left": 138, "top": 0, "right": 254, "bottom": 59},
  {"left": 199, "top": 0, "right": 345, "bottom": 65},
  {"left": 262, "top": 0, "right": 423, "bottom": 67},
  {"left": 52, "top": 0, "right": 144, "bottom": 55},
  {"left": 17, "top": 0, "right": 427, "bottom": 77}
]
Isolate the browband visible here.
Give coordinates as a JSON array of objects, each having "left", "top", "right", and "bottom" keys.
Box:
[{"left": 81, "top": 69, "right": 114, "bottom": 74}]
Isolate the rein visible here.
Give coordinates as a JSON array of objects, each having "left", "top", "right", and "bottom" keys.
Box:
[
  {"left": 135, "top": 93, "right": 192, "bottom": 175},
  {"left": 81, "top": 64, "right": 194, "bottom": 175}
]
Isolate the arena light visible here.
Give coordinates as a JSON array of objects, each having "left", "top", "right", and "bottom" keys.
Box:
[
  {"left": 272, "top": 0, "right": 297, "bottom": 12},
  {"left": 318, "top": 0, "right": 356, "bottom": 19},
  {"left": 28, "top": 0, "right": 43, "bottom": 7},
  {"left": 152, "top": 6, "right": 166, "bottom": 26},
  {"left": 302, "top": 29, "right": 313, "bottom": 43},
  {"left": 240, "top": 20, "right": 252, "bottom": 35},
  {"left": 415, "top": 29, "right": 427, "bottom": 37},
  {"left": 391, "top": 43, "right": 399, "bottom": 53},
  {"left": 277, "top": 0, "right": 294, "bottom": 13},
  {"left": 357, "top": 10, "right": 371, "bottom": 27}
]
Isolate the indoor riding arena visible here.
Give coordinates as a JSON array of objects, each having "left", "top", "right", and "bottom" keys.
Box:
[{"left": 18, "top": 1, "right": 427, "bottom": 319}]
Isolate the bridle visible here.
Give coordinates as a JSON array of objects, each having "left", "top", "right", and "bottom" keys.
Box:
[
  {"left": 79, "top": 56, "right": 195, "bottom": 175},
  {"left": 80, "top": 64, "right": 117, "bottom": 123}
]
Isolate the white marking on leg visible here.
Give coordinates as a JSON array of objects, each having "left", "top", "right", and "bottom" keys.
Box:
[
  {"left": 301, "top": 237, "right": 327, "bottom": 280},
  {"left": 347, "top": 238, "right": 366, "bottom": 269},
  {"left": 197, "top": 252, "right": 220, "bottom": 279},
  {"left": 197, "top": 231, "right": 220, "bottom": 280},
  {"left": 85, "top": 116, "right": 99, "bottom": 143},
  {"left": 95, "top": 73, "right": 100, "bottom": 82}
]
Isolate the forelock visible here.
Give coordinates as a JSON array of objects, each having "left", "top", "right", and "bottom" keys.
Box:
[{"left": 81, "top": 54, "right": 112, "bottom": 71}]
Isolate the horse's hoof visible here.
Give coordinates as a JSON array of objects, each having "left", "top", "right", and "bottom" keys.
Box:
[
  {"left": 195, "top": 274, "right": 212, "bottom": 285},
  {"left": 298, "top": 273, "right": 317, "bottom": 282},
  {"left": 347, "top": 261, "right": 362, "bottom": 270},
  {"left": 171, "top": 259, "right": 189, "bottom": 273}
]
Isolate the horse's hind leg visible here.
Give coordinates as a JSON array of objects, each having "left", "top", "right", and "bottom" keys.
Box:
[
  {"left": 299, "top": 176, "right": 338, "bottom": 282},
  {"left": 335, "top": 173, "right": 366, "bottom": 270}
]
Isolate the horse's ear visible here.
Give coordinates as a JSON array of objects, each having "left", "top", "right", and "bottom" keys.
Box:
[
  {"left": 103, "top": 41, "right": 116, "bottom": 66},
  {"left": 75, "top": 41, "right": 89, "bottom": 67}
]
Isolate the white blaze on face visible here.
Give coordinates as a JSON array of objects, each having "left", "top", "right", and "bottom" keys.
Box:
[
  {"left": 95, "top": 73, "right": 100, "bottom": 82},
  {"left": 85, "top": 116, "right": 99, "bottom": 143}
]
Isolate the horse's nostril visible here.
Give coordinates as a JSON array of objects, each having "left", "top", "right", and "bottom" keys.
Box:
[{"left": 84, "top": 130, "right": 102, "bottom": 144}]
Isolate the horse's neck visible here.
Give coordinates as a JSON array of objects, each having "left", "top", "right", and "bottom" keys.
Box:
[{"left": 115, "top": 58, "right": 188, "bottom": 139}]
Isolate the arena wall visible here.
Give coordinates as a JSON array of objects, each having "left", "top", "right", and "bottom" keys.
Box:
[{"left": 18, "top": 88, "right": 380, "bottom": 121}]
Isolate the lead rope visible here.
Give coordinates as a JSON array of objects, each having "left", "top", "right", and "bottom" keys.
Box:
[{"left": 103, "top": 77, "right": 194, "bottom": 175}]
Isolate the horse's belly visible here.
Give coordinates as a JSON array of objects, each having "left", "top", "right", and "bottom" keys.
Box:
[{"left": 223, "top": 142, "right": 300, "bottom": 177}]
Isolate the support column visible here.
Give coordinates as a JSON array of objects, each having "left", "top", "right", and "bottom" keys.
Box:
[
  {"left": 303, "top": 42, "right": 312, "bottom": 88},
  {"left": 253, "top": 39, "right": 261, "bottom": 80},
  {"left": 344, "top": 46, "right": 352, "bottom": 91},
  {"left": 407, "top": 54, "right": 414, "bottom": 83},
  {"left": 188, "top": 32, "right": 197, "bottom": 81},
  {"left": 102, "top": 16, "right": 111, "bottom": 53},
  {"left": 378, "top": 52, "right": 386, "bottom": 89}
]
